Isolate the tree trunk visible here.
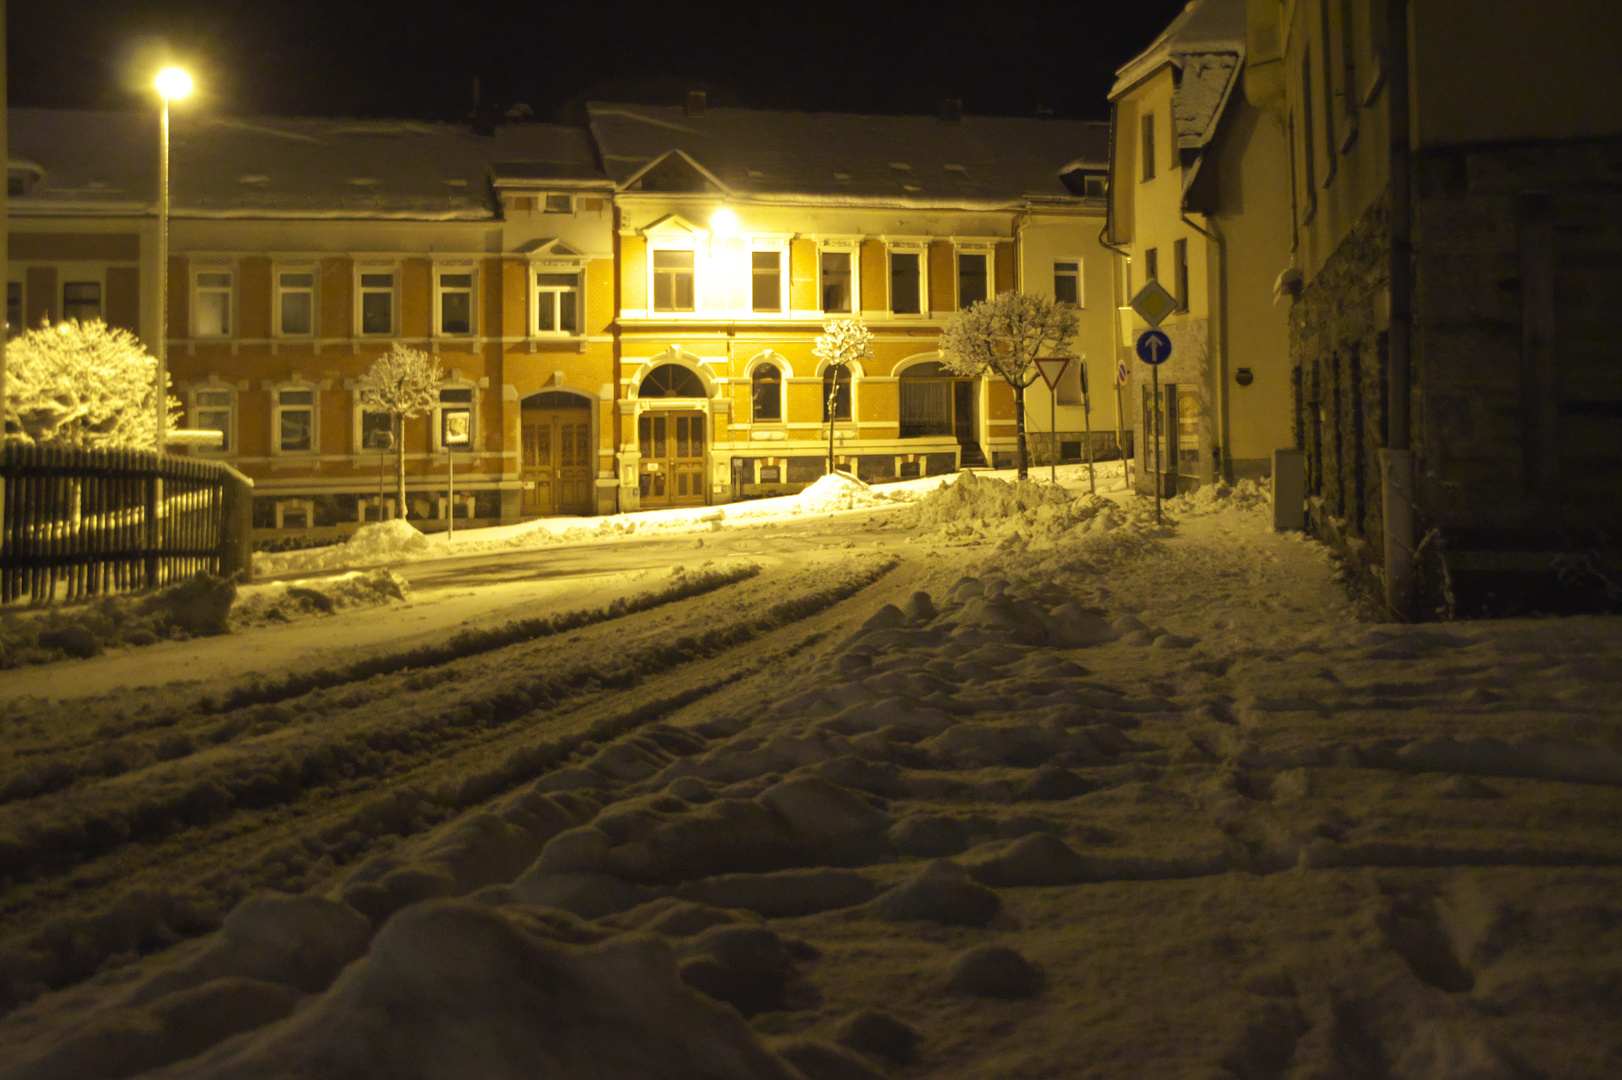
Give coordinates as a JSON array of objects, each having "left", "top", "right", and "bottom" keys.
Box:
[
  {"left": 1013, "top": 382, "right": 1028, "bottom": 480},
  {"left": 394, "top": 414, "right": 407, "bottom": 521},
  {"left": 826, "top": 363, "right": 841, "bottom": 477}
]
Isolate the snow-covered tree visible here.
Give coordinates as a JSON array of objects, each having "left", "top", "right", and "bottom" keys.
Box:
[
  {"left": 362, "top": 344, "right": 442, "bottom": 517},
  {"left": 812, "top": 317, "right": 873, "bottom": 475},
  {"left": 939, "top": 291, "right": 1079, "bottom": 479},
  {"left": 2, "top": 319, "right": 181, "bottom": 449}
]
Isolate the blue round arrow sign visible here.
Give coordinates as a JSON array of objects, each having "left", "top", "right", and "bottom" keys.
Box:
[{"left": 1135, "top": 329, "right": 1172, "bottom": 366}]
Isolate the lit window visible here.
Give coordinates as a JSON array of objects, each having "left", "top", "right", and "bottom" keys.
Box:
[
  {"left": 957, "top": 253, "right": 988, "bottom": 308},
  {"left": 752, "top": 364, "right": 782, "bottom": 421},
  {"left": 822, "top": 366, "right": 852, "bottom": 421},
  {"left": 1054, "top": 261, "right": 1082, "bottom": 306},
  {"left": 195, "top": 271, "right": 233, "bottom": 337},
  {"left": 6, "top": 281, "right": 20, "bottom": 337},
  {"left": 820, "top": 251, "right": 852, "bottom": 313},
  {"left": 1141, "top": 112, "right": 1156, "bottom": 181},
  {"left": 544, "top": 193, "right": 573, "bottom": 213},
  {"left": 276, "top": 388, "right": 315, "bottom": 453},
  {"left": 439, "top": 387, "right": 474, "bottom": 448},
  {"left": 438, "top": 271, "right": 474, "bottom": 335},
  {"left": 889, "top": 251, "right": 921, "bottom": 315},
  {"left": 278, "top": 272, "right": 315, "bottom": 335},
  {"left": 751, "top": 251, "right": 782, "bottom": 313},
  {"left": 652, "top": 249, "right": 695, "bottom": 312},
  {"left": 359, "top": 272, "right": 394, "bottom": 335},
  {"left": 193, "top": 388, "right": 234, "bottom": 452},
  {"left": 63, "top": 281, "right": 102, "bottom": 322},
  {"left": 535, "top": 272, "right": 580, "bottom": 334},
  {"left": 358, "top": 389, "right": 393, "bottom": 451}
]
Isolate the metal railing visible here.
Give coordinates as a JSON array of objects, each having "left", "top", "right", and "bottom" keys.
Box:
[{"left": 0, "top": 444, "right": 253, "bottom": 605}]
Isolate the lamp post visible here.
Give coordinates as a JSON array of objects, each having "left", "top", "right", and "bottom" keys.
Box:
[{"left": 153, "top": 66, "right": 192, "bottom": 454}]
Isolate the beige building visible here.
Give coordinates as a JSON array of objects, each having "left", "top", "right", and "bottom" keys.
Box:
[{"left": 1106, "top": 0, "right": 1295, "bottom": 494}]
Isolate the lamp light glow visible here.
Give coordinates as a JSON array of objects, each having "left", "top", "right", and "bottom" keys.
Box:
[
  {"left": 711, "top": 207, "right": 738, "bottom": 234},
  {"left": 155, "top": 67, "right": 193, "bottom": 100}
]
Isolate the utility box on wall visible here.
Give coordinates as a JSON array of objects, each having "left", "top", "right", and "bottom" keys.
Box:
[{"left": 1271, "top": 448, "right": 1305, "bottom": 531}]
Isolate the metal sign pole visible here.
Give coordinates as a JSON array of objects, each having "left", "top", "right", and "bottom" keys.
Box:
[
  {"left": 1081, "top": 364, "right": 1095, "bottom": 495},
  {"left": 1049, "top": 384, "right": 1058, "bottom": 486},
  {"left": 1152, "top": 364, "right": 1162, "bottom": 525},
  {"left": 447, "top": 447, "right": 454, "bottom": 540}
]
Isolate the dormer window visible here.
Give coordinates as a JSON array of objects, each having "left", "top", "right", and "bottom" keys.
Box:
[
  {"left": 544, "top": 193, "right": 573, "bottom": 213},
  {"left": 7, "top": 165, "right": 42, "bottom": 197}
]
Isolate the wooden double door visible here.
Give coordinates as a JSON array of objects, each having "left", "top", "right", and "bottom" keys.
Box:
[
  {"left": 522, "top": 408, "right": 593, "bottom": 515},
  {"left": 638, "top": 411, "right": 707, "bottom": 507}
]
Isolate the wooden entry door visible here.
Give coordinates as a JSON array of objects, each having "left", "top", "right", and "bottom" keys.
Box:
[
  {"left": 638, "top": 411, "right": 707, "bottom": 507},
  {"left": 521, "top": 408, "right": 593, "bottom": 515}
]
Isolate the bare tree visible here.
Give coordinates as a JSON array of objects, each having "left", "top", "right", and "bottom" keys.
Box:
[
  {"left": 362, "top": 344, "right": 442, "bottom": 518},
  {"left": 2, "top": 319, "right": 181, "bottom": 448},
  {"left": 939, "top": 291, "right": 1078, "bottom": 479},
  {"left": 812, "top": 317, "right": 873, "bottom": 476}
]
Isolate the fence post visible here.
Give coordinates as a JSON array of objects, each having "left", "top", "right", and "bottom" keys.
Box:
[
  {"left": 218, "top": 463, "right": 255, "bottom": 583},
  {"left": 145, "top": 452, "right": 161, "bottom": 589}
]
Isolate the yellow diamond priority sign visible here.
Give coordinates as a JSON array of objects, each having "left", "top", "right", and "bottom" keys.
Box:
[{"left": 1128, "top": 279, "right": 1179, "bottom": 329}]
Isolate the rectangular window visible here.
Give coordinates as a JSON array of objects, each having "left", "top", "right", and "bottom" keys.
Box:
[
  {"left": 652, "top": 249, "right": 695, "bottom": 312},
  {"left": 1318, "top": 0, "right": 1337, "bottom": 182},
  {"left": 359, "top": 391, "right": 393, "bottom": 452},
  {"left": 6, "top": 281, "right": 21, "bottom": 337},
  {"left": 438, "top": 272, "right": 473, "bottom": 335},
  {"left": 440, "top": 387, "right": 474, "bottom": 448},
  {"left": 1084, "top": 175, "right": 1106, "bottom": 197},
  {"left": 359, "top": 272, "right": 394, "bottom": 335},
  {"left": 278, "top": 272, "right": 315, "bottom": 336},
  {"left": 751, "top": 250, "right": 782, "bottom": 312},
  {"left": 195, "top": 272, "right": 232, "bottom": 337},
  {"left": 889, "top": 251, "right": 921, "bottom": 314},
  {"left": 1145, "top": 247, "right": 1159, "bottom": 282},
  {"left": 957, "top": 253, "right": 988, "bottom": 308},
  {"left": 277, "top": 389, "right": 314, "bottom": 453},
  {"left": 535, "top": 272, "right": 580, "bottom": 333},
  {"left": 544, "top": 193, "right": 573, "bottom": 213},
  {"left": 1141, "top": 112, "right": 1156, "bottom": 181},
  {"left": 1174, "top": 239, "right": 1188, "bottom": 312},
  {"left": 820, "top": 250, "right": 852, "bottom": 313},
  {"left": 1300, "top": 55, "right": 1318, "bottom": 197},
  {"left": 193, "top": 389, "right": 233, "bottom": 452},
  {"left": 63, "top": 281, "right": 102, "bottom": 322},
  {"left": 1053, "top": 261, "right": 1081, "bottom": 306}
]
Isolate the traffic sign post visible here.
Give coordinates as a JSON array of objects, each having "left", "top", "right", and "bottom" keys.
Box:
[
  {"left": 1114, "top": 358, "right": 1129, "bottom": 490},
  {"left": 1135, "top": 329, "right": 1173, "bottom": 524},
  {"left": 1034, "top": 357, "right": 1071, "bottom": 486},
  {"left": 1078, "top": 362, "right": 1095, "bottom": 494},
  {"left": 1129, "top": 279, "right": 1179, "bottom": 329}
]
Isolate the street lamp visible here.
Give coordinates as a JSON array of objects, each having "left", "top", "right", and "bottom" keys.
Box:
[{"left": 154, "top": 66, "right": 192, "bottom": 454}]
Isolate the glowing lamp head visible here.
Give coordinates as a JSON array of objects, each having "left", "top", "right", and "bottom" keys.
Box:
[
  {"left": 710, "top": 207, "right": 738, "bottom": 234},
  {"left": 155, "top": 67, "right": 193, "bottom": 101}
]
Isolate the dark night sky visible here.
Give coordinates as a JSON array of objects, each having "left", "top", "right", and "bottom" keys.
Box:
[{"left": 9, "top": 0, "right": 1192, "bottom": 122}]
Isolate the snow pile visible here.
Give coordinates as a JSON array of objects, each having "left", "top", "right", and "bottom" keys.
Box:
[
  {"left": 1168, "top": 478, "right": 1268, "bottom": 516},
  {"left": 255, "top": 521, "right": 434, "bottom": 576},
  {"left": 0, "top": 574, "right": 237, "bottom": 667},
  {"left": 795, "top": 472, "right": 895, "bottom": 513},
  {"left": 231, "top": 569, "right": 409, "bottom": 628},
  {"left": 909, "top": 470, "right": 1115, "bottom": 548}
]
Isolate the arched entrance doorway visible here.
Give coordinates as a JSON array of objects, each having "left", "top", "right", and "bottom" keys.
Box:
[
  {"left": 899, "top": 361, "right": 980, "bottom": 460},
  {"left": 636, "top": 363, "right": 707, "bottom": 508},
  {"left": 520, "top": 390, "right": 593, "bottom": 516}
]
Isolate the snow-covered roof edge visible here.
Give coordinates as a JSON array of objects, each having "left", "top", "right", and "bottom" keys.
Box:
[{"left": 1109, "top": 0, "right": 1246, "bottom": 101}]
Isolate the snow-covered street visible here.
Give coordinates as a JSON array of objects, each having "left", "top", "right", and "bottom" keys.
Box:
[{"left": 1, "top": 466, "right": 1620, "bottom": 1079}]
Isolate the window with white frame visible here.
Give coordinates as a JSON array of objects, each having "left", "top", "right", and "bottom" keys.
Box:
[
  {"left": 277, "top": 270, "right": 316, "bottom": 336},
  {"left": 889, "top": 249, "right": 922, "bottom": 315},
  {"left": 437, "top": 270, "right": 474, "bottom": 335},
  {"left": 534, "top": 271, "right": 581, "bottom": 334},
  {"left": 751, "top": 363, "right": 782, "bottom": 422},
  {"left": 356, "top": 388, "right": 394, "bottom": 452},
  {"left": 1054, "top": 260, "right": 1082, "bottom": 306},
  {"left": 751, "top": 250, "right": 783, "bottom": 313},
  {"left": 63, "top": 280, "right": 102, "bottom": 322},
  {"left": 652, "top": 249, "right": 695, "bottom": 312},
  {"left": 956, "top": 252, "right": 988, "bottom": 308},
  {"left": 544, "top": 193, "right": 573, "bottom": 213},
  {"left": 194, "top": 270, "right": 233, "bottom": 337},
  {"left": 358, "top": 271, "right": 395, "bottom": 335},
  {"left": 820, "top": 249, "right": 853, "bottom": 313},
  {"left": 191, "top": 386, "right": 235, "bottom": 452},
  {"left": 437, "top": 386, "right": 475, "bottom": 450},
  {"left": 273, "top": 385, "right": 317, "bottom": 453}
]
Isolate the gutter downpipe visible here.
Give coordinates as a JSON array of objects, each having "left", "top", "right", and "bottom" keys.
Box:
[
  {"left": 1181, "top": 202, "right": 1228, "bottom": 484},
  {"left": 1381, "top": 0, "right": 1416, "bottom": 620},
  {"left": 1099, "top": 104, "right": 1136, "bottom": 486}
]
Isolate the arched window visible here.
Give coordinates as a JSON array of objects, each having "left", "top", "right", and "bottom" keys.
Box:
[
  {"left": 751, "top": 364, "right": 782, "bottom": 421},
  {"left": 640, "top": 363, "right": 706, "bottom": 398},
  {"left": 822, "top": 366, "right": 852, "bottom": 422},
  {"left": 899, "top": 361, "right": 955, "bottom": 438}
]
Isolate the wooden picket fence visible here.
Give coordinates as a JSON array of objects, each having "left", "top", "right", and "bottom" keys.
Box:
[{"left": 0, "top": 444, "right": 253, "bottom": 605}]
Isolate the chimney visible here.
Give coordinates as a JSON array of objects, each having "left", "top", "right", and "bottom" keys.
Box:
[
  {"left": 939, "top": 98, "right": 962, "bottom": 123},
  {"left": 685, "top": 90, "right": 707, "bottom": 116}
]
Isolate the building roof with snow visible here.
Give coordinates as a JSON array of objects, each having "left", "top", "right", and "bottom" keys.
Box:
[
  {"left": 586, "top": 103, "right": 1109, "bottom": 208},
  {"left": 1110, "top": 0, "right": 1246, "bottom": 150},
  {"left": 7, "top": 109, "right": 606, "bottom": 220}
]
